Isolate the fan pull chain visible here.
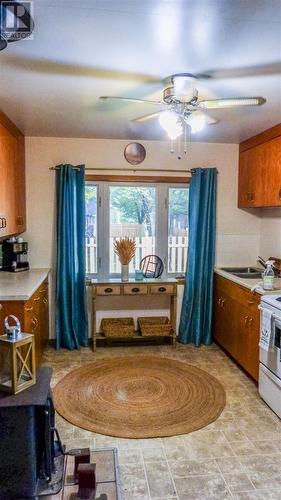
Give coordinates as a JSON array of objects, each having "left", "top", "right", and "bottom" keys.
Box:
[{"left": 177, "top": 134, "right": 182, "bottom": 160}]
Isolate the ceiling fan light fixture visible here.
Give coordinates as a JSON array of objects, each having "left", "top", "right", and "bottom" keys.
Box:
[
  {"left": 158, "top": 110, "right": 178, "bottom": 131},
  {"left": 166, "top": 121, "right": 183, "bottom": 140},
  {"left": 185, "top": 113, "right": 206, "bottom": 133}
]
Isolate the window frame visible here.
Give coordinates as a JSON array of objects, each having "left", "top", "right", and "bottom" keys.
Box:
[{"left": 85, "top": 176, "right": 189, "bottom": 279}]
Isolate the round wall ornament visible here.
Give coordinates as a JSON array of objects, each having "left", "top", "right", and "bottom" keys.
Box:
[{"left": 124, "top": 142, "right": 146, "bottom": 165}]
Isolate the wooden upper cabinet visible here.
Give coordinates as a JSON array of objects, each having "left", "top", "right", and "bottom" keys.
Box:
[
  {"left": 15, "top": 136, "right": 26, "bottom": 232},
  {"left": 0, "top": 111, "right": 26, "bottom": 237},
  {"left": 262, "top": 136, "right": 281, "bottom": 207},
  {"left": 238, "top": 146, "right": 265, "bottom": 207},
  {"left": 238, "top": 124, "right": 281, "bottom": 208}
]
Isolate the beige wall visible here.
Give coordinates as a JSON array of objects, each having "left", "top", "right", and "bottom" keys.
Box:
[
  {"left": 259, "top": 208, "right": 281, "bottom": 260},
  {"left": 24, "top": 137, "right": 261, "bottom": 269},
  {"left": 24, "top": 137, "right": 263, "bottom": 337}
]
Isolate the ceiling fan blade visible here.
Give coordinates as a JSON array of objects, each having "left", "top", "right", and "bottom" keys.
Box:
[
  {"left": 196, "top": 62, "right": 281, "bottom": 80},
  {"left": 198, "top": 97, "right": 266, "bottom": 109},
  {"left": 1, "top": 55, "right": 161, "bottom": 83},
  {"left": 99, "top": 96, "right": 163, "bottom": 104},
  {"left": 132, "top": 111, "right": 164, "bottom": 123}
]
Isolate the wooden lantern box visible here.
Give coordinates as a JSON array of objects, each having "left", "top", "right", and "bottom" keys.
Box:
[{"left": 0, "top": 333, "right": 36, "bottom": 394}]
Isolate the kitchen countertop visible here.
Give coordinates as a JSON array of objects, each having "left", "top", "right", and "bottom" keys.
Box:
[
  {"left": 215, "top": 267, "right": 281, "bottom": 295},
  {"left": 0, "top": 269, "right": 50, "bottom": 301}
]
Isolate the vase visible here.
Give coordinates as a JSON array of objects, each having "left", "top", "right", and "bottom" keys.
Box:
[{"left": 121, "top": 264, "right": 129, "bottom": 282}]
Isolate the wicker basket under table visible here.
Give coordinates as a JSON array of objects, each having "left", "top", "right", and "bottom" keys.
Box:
[
  {"left": 138, "top": 316, "right": 173, "bottom": 337},
  {"left": 101, "top": 318, "right": 135, "bottom": 338}
]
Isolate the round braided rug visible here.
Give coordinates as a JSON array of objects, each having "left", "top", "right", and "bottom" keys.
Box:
[{"left": 53, "top": 356, "right": 226, "bottom": 438}]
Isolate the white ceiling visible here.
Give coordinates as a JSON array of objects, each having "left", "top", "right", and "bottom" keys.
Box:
[{"left": 0, "top": 0, "right": 281, "bottom": 142}]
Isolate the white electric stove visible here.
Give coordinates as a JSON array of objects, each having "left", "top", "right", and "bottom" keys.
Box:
[{"left": 259, "top": 294, "right": 281, "bottom": 418}]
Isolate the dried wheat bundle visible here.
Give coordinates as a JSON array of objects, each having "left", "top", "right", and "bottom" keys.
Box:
[{"left": 113, "top": 237, "right": 136, "bottom": 265}]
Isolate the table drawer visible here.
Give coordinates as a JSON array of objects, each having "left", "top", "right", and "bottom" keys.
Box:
[
  {"left": 95, "top": 285, "right": 121, "bottom": 296},
  {"left": 123, "top": 284, "right": 148, "bottom": 295},
  {"left": 150, "top": 284, "right": 175, "bottom": 295}
]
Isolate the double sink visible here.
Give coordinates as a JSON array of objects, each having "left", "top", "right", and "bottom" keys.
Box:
[{"left": 221, "top": 267, "right": 263, "bottom": 279}]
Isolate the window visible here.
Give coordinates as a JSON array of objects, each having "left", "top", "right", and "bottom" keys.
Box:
[
  {"left": 168, "top": 188, "right": 189, "bottom": 273},
  {"left": 85, "top": 185, "right": 97, "bottom": 274},
  {"left": 85, "top": 180, "right": 189, "bottom": 278},
  {"left": 109, "top": 186, "right": 156, "bottom": 274}
]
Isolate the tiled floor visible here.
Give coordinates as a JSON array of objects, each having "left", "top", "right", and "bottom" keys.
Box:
[{"left": 43, "top": 343, "right": 281, "bottom": 500}]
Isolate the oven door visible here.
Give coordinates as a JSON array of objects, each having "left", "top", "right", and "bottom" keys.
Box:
[
  {"left": 260, "top": 312, "right": 281, "bottom": 379},
  {"left": 259, "top": 363, "right": 281, "bottom": 418}
]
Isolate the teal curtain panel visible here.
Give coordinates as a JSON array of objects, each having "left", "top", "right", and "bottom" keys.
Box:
[
  {"left": 55, "top": 165, "right": 88, "bottom": 349},
  {"left": 179, "top": 168, "right": 217, "bottom": 346}
]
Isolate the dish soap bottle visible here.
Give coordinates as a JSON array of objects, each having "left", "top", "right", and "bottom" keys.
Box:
[{"left": 263, "top": 260, "right": 275, "bottom": 291}]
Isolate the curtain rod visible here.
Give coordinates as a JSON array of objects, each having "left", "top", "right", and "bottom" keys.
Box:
[{"left": 49, "top": 166, "right": 192, "bottom": 174}]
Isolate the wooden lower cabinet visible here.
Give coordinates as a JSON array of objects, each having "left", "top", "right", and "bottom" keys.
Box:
[
  {"left": 0, "top": 280, "right": 49, "bottom": 366},
  {"left": 213, "top": 274, "right": 260, "bottom": 381}
]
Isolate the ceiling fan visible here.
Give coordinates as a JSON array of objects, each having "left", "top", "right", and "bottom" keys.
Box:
[{"left": 100, "top": 73, "right": 266, "bottom": 139}]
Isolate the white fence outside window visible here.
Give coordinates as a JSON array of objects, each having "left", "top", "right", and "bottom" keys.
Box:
[{"left": 86, "top": 236, "right": 188, "bottom": 275}]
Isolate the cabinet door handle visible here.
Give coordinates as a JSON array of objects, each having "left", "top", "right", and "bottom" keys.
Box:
[
  {"left": 0, "top": 218, "right": 2, "bottom": 229},
  {"left": 158, "top": 287, "right": 166, "bottom": 292},
  {"left": 104, "top": 288, "right": 113, "bottom": 293},
  {"left": 246, "top": 192, "right": 254, "bottom": 202},
  {"left": 247, "top": 300, "right": 254, "bottom": 305},
  {"left": 132, "top": 287, "right": 140, "bottom": 293},
  {"left": 43, "top": 297, "right": 48, "bottom": 305},
  {"left": 25, "top": 306, "right": 33, "bottom": 312},
  {"left": 279, "top": 188, "right": 281, "bottom": 200},
  {"left": 221, "top": 298, "right": 225, "bottom": 308},
  {"left": 244, "top": 315, "right": 249, "bottom": 327},
  {"left": 16, "top": 215, "right": 24, "bottom": 226},
  {"left": 3, "top": 218, "right": 7, "bottom": 228},
  {"left": 33, "top": 297, "right": 40, "bottom": 302},
  {"left": 248, "top": 317, "right": 253, "bottom": 327},
  {"left": 31, "top": 316, "right": 38, "bottom": 328}
]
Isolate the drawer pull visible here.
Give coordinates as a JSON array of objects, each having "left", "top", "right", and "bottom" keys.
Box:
[
  {"left": 158, "top": 287, "right": 166, "bottom": 292},
  {"left": 43, "top": 297, "right": 48, "bottom": 305},
  {"left": 244, "top": 315, "right": 249, "bottom": 327},
  {"left": 25, "top": 306, "right": 33, "bottom": 312},
  {"left": 132, "top": 287, "right": 140, "bottom": 293},
  {"left": 104, "top": 288, "right": 113, "bottom": 293},
  {"left": 33, "top": 297, "right": 40, "bottom": 302}
]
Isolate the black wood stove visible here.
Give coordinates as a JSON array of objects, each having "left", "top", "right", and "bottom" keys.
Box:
[{"left": 0, "top": 367, "right": 64, "bottom": 499}]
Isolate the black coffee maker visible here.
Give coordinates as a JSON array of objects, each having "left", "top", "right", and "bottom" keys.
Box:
[{"left": 0, "top": 239, "right": 29, "bottom": 272}]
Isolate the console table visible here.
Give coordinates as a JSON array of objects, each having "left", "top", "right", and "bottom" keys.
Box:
[{"left": 91, "top": 278, "right": 177, "bottom": 350}]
